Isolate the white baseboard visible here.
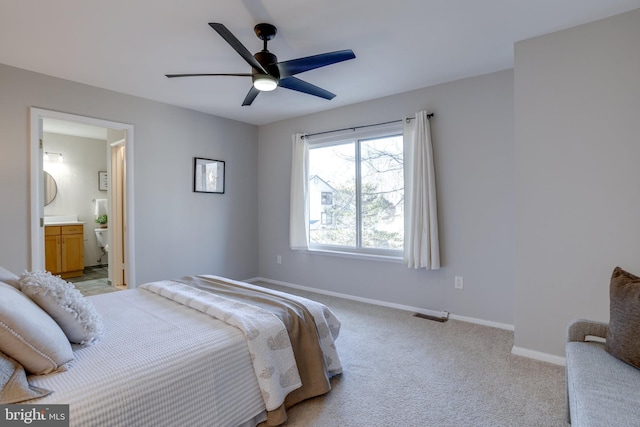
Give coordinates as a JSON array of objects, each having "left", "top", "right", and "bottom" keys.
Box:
[
  {"left": 448, "top": 313, "right": 514, "bottom": 331},
  {"left": 248, "top": 276, "right": 515, "bottom": 331},
  {"left": 511, "top": 346, "right": 566, "bottom": 366}
]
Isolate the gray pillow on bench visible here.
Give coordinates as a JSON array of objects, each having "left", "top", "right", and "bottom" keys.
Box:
[{"left": 606, "top": 266, "right": 640, "bottom": 369}]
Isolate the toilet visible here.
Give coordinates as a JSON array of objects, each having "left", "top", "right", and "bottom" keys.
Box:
[{"left": 94, "top": 228, "right": 109, "bottom": 252}]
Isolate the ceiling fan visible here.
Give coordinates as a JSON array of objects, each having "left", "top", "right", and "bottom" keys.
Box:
[{"left": 166, "top": 23, "right": 356, "bottom": 106}]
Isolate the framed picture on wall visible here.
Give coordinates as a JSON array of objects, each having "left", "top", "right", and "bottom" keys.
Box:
[{"left": 193, "top": 157, "right": 225, "bottom": 194}]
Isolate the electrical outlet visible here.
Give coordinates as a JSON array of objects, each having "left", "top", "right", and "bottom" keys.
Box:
[
  {"left": 454, "top": 276, "right": 463, "bottom": 289},
  {"left": 276, "top": 255, "right": 282, "bottom": 265}
]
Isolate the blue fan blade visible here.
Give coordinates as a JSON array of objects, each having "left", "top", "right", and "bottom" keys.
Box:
[
  {"left": 278, "top": 77, "right": 335, "bottom": 100},
  {"left": 278, "top": 50, "right": 355, "bottom": 77}
]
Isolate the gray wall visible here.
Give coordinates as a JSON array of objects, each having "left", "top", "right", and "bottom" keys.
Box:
[
  {"left": 258, "top": 69, "right": 516, "bottom": 326},
  {"left": 514, "top": 9, "right": 640, "bottom": 357},
  {"left": 0, "top": 63, "right": 259, "bottom": 284}
]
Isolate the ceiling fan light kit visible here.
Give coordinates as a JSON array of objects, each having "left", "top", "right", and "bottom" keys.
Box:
[
  {"left": 253, "top": 74, "right": 277, "bottom": 91},
  {"left": 166, "top": 22, "right": 355, "bottom": 106}
]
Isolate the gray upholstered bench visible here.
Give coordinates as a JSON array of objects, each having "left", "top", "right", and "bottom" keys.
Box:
[{"left": 565, "top": 319, "right": 640, "bottom": 426}]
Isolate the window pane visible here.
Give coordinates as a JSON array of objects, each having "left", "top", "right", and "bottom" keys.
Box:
[
  {"left": 360, "top": 135, "right": 404, "bottom": 249},
  {"left": 309, "top": 143, "right": 356, "bottom": 246}
]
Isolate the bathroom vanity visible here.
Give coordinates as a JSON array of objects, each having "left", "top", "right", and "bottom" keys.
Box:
[{"left": 44, "top": 223, "right": 84, "bottom": 278}]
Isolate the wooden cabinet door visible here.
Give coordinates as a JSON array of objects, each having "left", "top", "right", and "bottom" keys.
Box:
[
  {"left": 61, "top": 233, "right": 84, "bottom": 275},
  {"left": 44, "top": 234, "right": 61, "bottom": 274},
  {"left": 45, "top": 224, "right": 84, "bottom": 278}
]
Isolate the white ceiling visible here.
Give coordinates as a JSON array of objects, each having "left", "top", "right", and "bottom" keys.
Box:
[
  {"left": 43, "top": 118, "right": 108, "bottom": 140},
  {"left": 2, "top": 1, "right": 639, "bottom": 126}
]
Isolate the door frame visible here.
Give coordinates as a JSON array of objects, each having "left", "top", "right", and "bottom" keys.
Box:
[
  {"left": 30, "top": 108, "right": 136, "bottom": 287},
  {"left": 109, "top": 138, "right": 126, "bottom": 287}
]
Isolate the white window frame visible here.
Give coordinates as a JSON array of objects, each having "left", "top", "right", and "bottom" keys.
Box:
[{"left": 306, "top": 122, "right": 404, "bottom": 259}]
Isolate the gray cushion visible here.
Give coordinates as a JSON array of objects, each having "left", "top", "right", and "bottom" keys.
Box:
[
  {"left": 606, "top": 266, "right": 640, "bottom": 369},
  {"left": 0, "top": 281, "right": 74, "bottom": 375},
  {"left": 0, "top": 351, "right": 51, "bottom": 403},
  {"left": 567, "top": 341, "right": 640, "bottom": 426}
]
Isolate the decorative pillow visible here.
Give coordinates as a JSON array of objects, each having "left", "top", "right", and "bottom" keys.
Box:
[
  {"left": 0, "top": 351, "right": 52, "bottom": 403},
  {"left": 0, "top": 281, "right": 73, "bottom": 375},
  {"left": 0, "top": 266, "right": 20, "bottom": 289},
  {"left": 19, "top": 271, "right": 103, "bottom": 346},
  {"left": 605, "top": 266, "right": 640, "bottom": 369}
]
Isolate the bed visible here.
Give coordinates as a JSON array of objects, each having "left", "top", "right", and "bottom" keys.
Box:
[{"left": 0, "top": 271, "right": 342, "bottom": 427}]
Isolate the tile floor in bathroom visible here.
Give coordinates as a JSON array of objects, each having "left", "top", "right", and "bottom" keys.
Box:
[
  {"left": 67, "top": 265, "right": 108, "bottom": 283},
  {"left": 67, "top": 265, "right": 121, "bottom": 296}
]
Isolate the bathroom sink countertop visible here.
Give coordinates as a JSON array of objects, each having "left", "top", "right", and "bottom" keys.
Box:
[
  {"left": 43, "top": 215, "right": 86, "bottom": 226},
  {"left": 44, "top": 221, "right": 86, "bottom": 226}
]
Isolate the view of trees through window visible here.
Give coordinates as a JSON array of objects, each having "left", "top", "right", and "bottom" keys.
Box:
[{"left": 308, "top": 134, "right": 404, "bottom": 251}]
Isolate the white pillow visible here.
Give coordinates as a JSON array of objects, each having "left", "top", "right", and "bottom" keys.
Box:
[
  {"left": 0, "top": 266, "right": 20, "bottom": 290},
  {"left": 0, "top": 281, "right": 73, "bottom": 375},
  {"left": 19, "top": 271, "right": 103, "bottom": 346}
]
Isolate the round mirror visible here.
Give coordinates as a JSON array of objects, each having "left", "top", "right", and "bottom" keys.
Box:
[{"left": 44, "top": 171, "right": 58, "bottom": 206}]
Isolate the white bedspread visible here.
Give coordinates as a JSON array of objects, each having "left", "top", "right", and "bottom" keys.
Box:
[
  {"left": 29, "top": 289, "right": 267, "bottom": 427},
  {"left": 139, "top": 280, "right": 302, "bottom": 411}
]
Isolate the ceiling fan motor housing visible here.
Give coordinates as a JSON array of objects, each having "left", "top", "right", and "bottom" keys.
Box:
[{"left": 253, "top": 50, "right": 280, "bottom": 79}]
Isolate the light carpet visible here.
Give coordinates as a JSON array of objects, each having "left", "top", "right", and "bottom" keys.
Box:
[{"left": 255, "top": 282, "right": 568, "bottom": 427}]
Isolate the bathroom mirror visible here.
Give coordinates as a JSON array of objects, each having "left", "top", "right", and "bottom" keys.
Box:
[{"left": 44, "top": 171, "right": 58, "bottom": 206}]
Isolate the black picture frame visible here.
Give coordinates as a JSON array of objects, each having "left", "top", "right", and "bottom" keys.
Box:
[{"left": 193, "top": 157, "right": 225, "bottom": 194}]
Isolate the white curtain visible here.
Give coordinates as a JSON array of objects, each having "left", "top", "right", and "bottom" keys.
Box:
[
  {"left": 404, "top": 111, "right": 440, "bottom": 269},
  {"left": 289, "top": 133, "right": 309, "bottom": 250}
]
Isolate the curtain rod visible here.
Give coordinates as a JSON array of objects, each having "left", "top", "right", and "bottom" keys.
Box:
[{"left": 302, "top": 113, "right": 434, "bottom": 139}]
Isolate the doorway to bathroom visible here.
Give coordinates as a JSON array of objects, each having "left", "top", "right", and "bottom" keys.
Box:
[{"left": 30, "top": 108, "right": 136, "bottom": 289}]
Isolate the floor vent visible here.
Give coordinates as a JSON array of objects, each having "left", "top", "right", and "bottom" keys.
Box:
[{"left": 414, "top": 311, "right": 449, "bottom": 323}]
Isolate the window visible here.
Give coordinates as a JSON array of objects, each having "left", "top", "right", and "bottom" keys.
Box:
[
  {"left": 321, "top": 192, "right": 333, "bottom": 205},
  {"left": 308, "top": 130, "right": 404, "bottom": 256},
  {"left": 321, "top": 212, "right": 333, "bottom": 225}
]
